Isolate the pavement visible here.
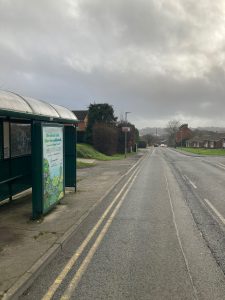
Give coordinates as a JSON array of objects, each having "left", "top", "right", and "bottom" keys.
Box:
[{"left": 0, "top": 151, "right": 145, "bottom": 299}]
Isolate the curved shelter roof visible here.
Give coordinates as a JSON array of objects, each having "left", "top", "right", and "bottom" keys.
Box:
[{"left": 0, "top": 90, "right": 78, "bottom": 123}]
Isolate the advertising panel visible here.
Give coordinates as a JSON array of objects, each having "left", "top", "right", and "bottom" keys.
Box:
[{"left": 42, "top": 125, "right": 64, "bottom": 213}]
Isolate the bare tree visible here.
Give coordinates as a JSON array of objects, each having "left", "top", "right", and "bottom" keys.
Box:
[
  {"left": 166, "top": 120, "right": 181, "bottom": 147},
  {"left": 141, "top": 134, "right": 159, "bottom": 146}
]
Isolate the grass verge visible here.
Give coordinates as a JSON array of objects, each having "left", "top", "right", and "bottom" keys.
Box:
[
  {"left": 77, "top": 143, "right": 135, "bottom": 161},
  {"left": 77, "top": 160, "right": 96, "bottom": 169},
  {"left": 178, "top": 147, "right": 225, "bottom": 156}
]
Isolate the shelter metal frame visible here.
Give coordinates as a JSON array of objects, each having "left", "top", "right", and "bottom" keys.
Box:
[{"left": 0, "top": 90, "right": 78, "bottom": 218}]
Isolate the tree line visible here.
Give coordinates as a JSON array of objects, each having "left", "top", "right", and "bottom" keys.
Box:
[
  {"left": 82, "top": 103, "right": 139, "bottom": 156},
  {"left": 140, "top": 120, "right": 181, "bottom": 147}
]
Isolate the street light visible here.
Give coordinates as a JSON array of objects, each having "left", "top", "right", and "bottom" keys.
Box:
[{"left": 124, "top": 112, "right": 131, "bottom": 158}]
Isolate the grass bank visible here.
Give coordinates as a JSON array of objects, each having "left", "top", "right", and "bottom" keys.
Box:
[
  {"left": 178, "top": 147, "right": 225, "bottom": 156},
  {"left": 77, "top": 143, "right": 134, "bottom": 161},
  {"left": 77, "top": 160, "right": 96, "bottom": 168}
]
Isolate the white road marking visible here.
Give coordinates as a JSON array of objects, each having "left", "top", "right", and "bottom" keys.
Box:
[
  {"left": 42, "top": 166, "right": 141, "bottom": 300},
  {"left": 204, "top": 199, "right": 225, "bottom": 226},
  {"left": 216, "top": 163, "right": 225, "bottom": 170},
  {"left": 165, "top": 174, "right": 199, "bottom": 300},
  {"left": 60, "top": 169, "right": 141, "bottom": 300},
  {"left": 218, "top": 162, "right": 225, "bottom": 167},
  {"left": 189, "top": 180, "right": 197, "bottom": 189},
  {"left": 184, "top": 175, "right": 197, "bottom": 189},
  {"left": 42, "top": 149, "right": 155, "bottom": 300}
]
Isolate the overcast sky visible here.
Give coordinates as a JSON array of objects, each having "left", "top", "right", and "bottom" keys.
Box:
[{"left": 0, "top": 0, "right": 225, "bottom": 128}]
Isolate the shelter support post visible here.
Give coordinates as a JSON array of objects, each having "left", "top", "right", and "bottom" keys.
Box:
[
  {"left": 65, "top": 125, "right": 77, "bottom": 191},
  {"left": 31, "top": 121, "right": 43, "bottom": 219}
]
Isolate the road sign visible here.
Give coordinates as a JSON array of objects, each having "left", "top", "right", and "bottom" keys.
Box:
[{"left": 122, "top": 127, "right": 130, "bottom": 132}]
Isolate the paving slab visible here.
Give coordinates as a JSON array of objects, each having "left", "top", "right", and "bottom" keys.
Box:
[{"left": 0, "top": 152, "right": 144, "bottom": 298}]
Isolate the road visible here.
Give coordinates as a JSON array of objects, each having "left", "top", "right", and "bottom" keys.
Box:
[{"left": 20, "top": 148, "right": 225, "bottom": 300}]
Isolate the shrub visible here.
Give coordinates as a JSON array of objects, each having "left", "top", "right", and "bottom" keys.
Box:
[
  {"left": 138, "top": 141, "right": 147, "bottom": 148},
  {"left": 92, "top": 123, "right": 118, "bottom": 156},
  {"left": 117, "top": 122, "right": 138, "bottom": 153},
  {"left": 77, "top": 131, "right": 85, "bottom": 143}
]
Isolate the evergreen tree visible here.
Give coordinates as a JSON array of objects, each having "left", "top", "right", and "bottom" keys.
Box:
[{"left": 85, "top": 103, "right": 117, "bottom": 144}]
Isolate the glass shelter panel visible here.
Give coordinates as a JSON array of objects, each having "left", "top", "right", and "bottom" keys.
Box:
[
  {"left": 51, "top": 104, "right": 77, "bottom": 121},
  {"left": 11, "top": 123, "right": 31, "bottom": 157},
  {"left": 23, "top": 97, "right": 59, "bottom": 118},
  {"left": 0, "top": 91, "right": 32, "bottom": 113},
  {"left": 3, "top": 122, "right": 10, "bottom": 159},
  {"left": 0, "top": 121, "right": 3, "bottom": 160}
]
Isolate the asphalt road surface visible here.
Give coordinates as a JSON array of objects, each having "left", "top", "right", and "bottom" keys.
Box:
[{"left": 20, "top": 148, "right": 225, "bottom": 300}]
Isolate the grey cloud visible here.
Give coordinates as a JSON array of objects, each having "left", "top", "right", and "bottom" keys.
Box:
[{"left": 0, "top": 0, "right": 225, "bottom": 128}]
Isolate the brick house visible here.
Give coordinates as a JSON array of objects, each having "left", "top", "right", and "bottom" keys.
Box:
[
  {"left": 221, "top": 138, "right": 225, "bottom": 148},
  {"left": 72, "top": 110, "right": 88, "bottom": 131},
  {"left": 188, "top": 137, "right": 225, "bottom": 149},
  {"left": 72, "top": 110, "right": 88, "bottom": 143},
  {"left": 186, "top": 138, "right": 204, "bottom": 148},
  {"left": 176, "top": 124, "right": 192, "bottom": 146},
  {"left": 207, "top": 139, "right": 223, "bottom": 149}
]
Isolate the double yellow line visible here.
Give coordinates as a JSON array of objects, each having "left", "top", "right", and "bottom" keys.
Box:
[{"left": 42, "top": 164, "right": 142, "bottom": 300}]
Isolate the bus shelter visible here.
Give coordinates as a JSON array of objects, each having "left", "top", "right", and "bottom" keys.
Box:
[{"left": 0, "top": 90, "right": 78, "bottom": 219}]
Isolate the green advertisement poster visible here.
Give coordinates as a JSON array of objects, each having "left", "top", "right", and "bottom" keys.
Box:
[{"left": 42, "top": 125, "right": 64, "bottom": 213}]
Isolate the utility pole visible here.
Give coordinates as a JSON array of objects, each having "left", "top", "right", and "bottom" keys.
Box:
[{"left": 125, "top": 112, "right": 131, "bottom": 158}]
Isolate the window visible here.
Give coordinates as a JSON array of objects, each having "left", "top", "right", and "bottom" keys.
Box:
[
  {"left": 11, "top": 123, "right": 31, "bottom": 157},
  {"left": 3, "top": 122, "right": 10, "bottom": 159},
  {"left": 2, "top": 122, "right": 31, "bottom": 159},
  {"left": 0, "top": 121, "right": 3, "bottom": 160}
]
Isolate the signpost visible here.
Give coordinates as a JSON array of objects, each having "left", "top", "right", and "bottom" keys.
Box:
[{"left": 122, "top": 126, "right": 130, "bottom": 158}]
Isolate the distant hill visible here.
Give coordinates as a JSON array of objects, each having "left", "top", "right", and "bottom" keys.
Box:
[
  {"left": 139, "top": 127, "right": 167, "bottom": 136},
  {"left": 139, "top": 126, "right": 225, "bottom": 136},
  {"left": 194, "top": 127, "right": 225, "bottom": 133}
]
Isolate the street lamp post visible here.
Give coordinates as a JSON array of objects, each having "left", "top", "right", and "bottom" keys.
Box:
[{"left": 125, "top": 112, "right": 131, "bottom": 158}]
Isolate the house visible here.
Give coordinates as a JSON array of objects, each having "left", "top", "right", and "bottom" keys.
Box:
[
  {"left": 186, "top": 129, "right": 225, "bottom": 149},
  {"left": 203, "top": 138, "right": 224, "bottom": 149},
  {"left": 72, "top": 110, "right": 88, "bottom": 143},
  {"left": 186, "top": 138, "right": 204, "bottom": 148},
  {"left": 72, "top": 110, "right": 88, "bottom": 131},
  {"left": 208, "top": 139, "right": 223, "bottom": 149},
  {"left": 176, "top": 124, "right": 192, "bottom": 146},
  {"left": 219, "top": 138, "right": 225, "bottom": 148},
  {"left": 203, "top": 140, "right": 209, "bottom": 148},
  {"left": 189, "top": 138, "right": 224, "bottom": 149}
]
